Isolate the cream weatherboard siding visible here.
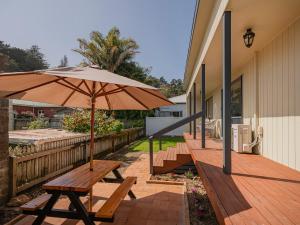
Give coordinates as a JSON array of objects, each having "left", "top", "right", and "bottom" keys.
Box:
[
  {"left": 258, "top": 18, "right": 300, "bottom": 171},
  {"left": 205, "top": 18, "right": 300, "bottom": 171}
]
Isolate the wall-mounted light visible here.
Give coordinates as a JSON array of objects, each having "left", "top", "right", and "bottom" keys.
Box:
[{"left": 243, "top": 28, "right": 255, "bottom": 48}]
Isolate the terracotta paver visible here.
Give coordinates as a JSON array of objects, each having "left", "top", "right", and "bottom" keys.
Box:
[{"left": 13, "top": 154, "right": 186, "bottom": 225}]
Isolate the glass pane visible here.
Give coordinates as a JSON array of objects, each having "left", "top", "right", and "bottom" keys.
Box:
[{"left": 231, "top": 77, "right": 242, "bottom": 118}]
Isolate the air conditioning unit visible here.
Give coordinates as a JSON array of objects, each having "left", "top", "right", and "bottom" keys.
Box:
[{"left": 231, "top": 124, "right": 252, "bottom": 153}]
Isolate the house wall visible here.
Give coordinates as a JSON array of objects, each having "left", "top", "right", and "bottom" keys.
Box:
[
  {"left": 258, "top": 18, "right": 300, "bottom": 170},
  {"left": 13, "top": 106, "right": 62, "bottom": 118},
  {"left": 206, "top": 17, "right": 300, "bottom": 170},
  {"left": 146, "top": 117, "right": 187, "bottom": 136}
]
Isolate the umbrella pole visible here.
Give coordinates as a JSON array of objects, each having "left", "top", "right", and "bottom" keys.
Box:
[
  {"left": 89, "top": 96, "right": 95, "bottom": 211},
  {"left": 90, "top": 97, "right": 96, "bottom": 171}
]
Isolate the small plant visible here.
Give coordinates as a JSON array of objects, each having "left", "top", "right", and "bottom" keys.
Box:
[
  {"left": 185, "top": 169, "right": 194, "bottom": 179},
  {"left": 28, "top": 118, "right": 48, "bottom": 129}
]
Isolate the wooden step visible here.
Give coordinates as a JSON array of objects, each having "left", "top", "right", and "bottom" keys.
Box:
[
  {"left": 20, "top": 194, "right": 52, "bottom": 211},
  {"left": 176, "top": 143, "right": 189, "bottom": 154},
  {"left": 153, "top": 142, "right": 192, "bottom": 174},
  {"left": 95, "top": 176, "right": 137, "bottom": 219},
  {"left": 154, "top": 151, "right": 167, "bottom": 167},
  {"left": 166, "top": 147, "right": 177, "bottom": 161}
]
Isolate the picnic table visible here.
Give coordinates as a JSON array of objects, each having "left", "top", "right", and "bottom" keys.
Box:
[{"left": 21, "top": 160, "right": 137, "bottom": 225}]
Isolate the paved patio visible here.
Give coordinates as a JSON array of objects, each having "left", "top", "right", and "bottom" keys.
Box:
[{"left": 13, "top": 154, "right": 186, "bottom": 225}]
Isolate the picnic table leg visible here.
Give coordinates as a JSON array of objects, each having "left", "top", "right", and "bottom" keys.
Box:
[
  {"left": 67, "top": 192, "right": 95, "bottom": 225},
  {"left": 68, "top": 194, "right": 80, "bottom": 211},
  {"left": 112, "top": 169, "right": 136, "bottom": 199},
  {"left": 32, "top": 193, "right": 60, "bottom": 225}
]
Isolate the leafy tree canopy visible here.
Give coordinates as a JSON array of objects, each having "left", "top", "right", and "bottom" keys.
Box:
[
  {"left": 74, "top": 27, "right": 139, "bottom": 72},
  {"left": 0, "top": 41, "right": 48, "bottom": 72},
  {"left": 74, "top": 27, "right": 185, "bottom": 99}
]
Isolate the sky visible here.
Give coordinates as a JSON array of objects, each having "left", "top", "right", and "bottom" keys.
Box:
[{"left": 0, "top": 0, "right": 196, "bottom": 81}]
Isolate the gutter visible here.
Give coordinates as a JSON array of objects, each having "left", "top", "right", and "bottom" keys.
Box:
[{"left": 183, "top": 0, "right": 200, "bottom": 90}]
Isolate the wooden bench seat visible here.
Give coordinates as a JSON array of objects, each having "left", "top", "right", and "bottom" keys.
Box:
[
  {"left": 20, "top": 194, "right": 52, "bottom": 211},
  {"left": 95, "top": 176, "right": 137, "bottom": 219}
]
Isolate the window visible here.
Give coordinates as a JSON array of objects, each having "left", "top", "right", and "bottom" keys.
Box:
[
  {"left": 220, "top": 76, "right": 243, "bottom": 123},
  {"left": 37, "top": 109, "right": 44, "bottom": 117},
  {"left": 231, "top": 76, "right": 243, "bottom": 121},
  {"left": 172, "top": 111, "right": 183, "bottom": 117},
  {"left": 158, "top": 111, "right": 182, "bottom": 117},
  {"left": 206, "top": 97, "right": 213, "bottom": 119}
]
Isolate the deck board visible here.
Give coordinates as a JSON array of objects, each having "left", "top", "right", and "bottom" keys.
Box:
[{"left": 184, "top": 133, "right": 300, "bottom": 225}]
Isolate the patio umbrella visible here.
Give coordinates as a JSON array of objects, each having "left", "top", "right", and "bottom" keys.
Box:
[{"left": 0, "top": 66, "right": 173, "bottom": 170}]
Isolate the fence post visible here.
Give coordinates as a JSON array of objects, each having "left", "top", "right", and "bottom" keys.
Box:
[
  {"left": 83, "top": 140, "right": 88, "bottom": 163},
  {"left": 112, "top": 136, "right": 115, "bottom": 152},
  {"left": 127, "top": 131, "right": 130, "bottom": 145},
  {"left": 9, "top": 156, "right": 17, "bottom": 197}
]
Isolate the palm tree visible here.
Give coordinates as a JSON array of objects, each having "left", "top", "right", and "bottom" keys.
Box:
[{"left": 74, "top": 27, "right": 139, "bottom": 72}]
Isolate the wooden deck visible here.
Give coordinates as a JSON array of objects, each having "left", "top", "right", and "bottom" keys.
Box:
[{"left": 184, "top": 133, "right": 300, "bottom": 225}]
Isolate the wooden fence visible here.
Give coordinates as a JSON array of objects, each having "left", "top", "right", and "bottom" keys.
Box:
[{"left": 9, "top": 128, "right": 144, "bottom": 197}]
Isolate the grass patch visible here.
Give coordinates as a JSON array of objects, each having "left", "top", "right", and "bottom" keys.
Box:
[{"left": 129, "top": 136, "right": 184, "bottom": 152}]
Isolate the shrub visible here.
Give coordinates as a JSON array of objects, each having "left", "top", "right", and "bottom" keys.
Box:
[
  {"left": 28, "top": 118, "right": 49, "bottom": 129},
  {"left": 63, "top": 110, "right": 124, "bottom": 136},
  {"left": 131, "top": 119, "right": 144, "bottom": 128},
  {"left": 109, "top": 120, "right": 124, "bottom": 133}
]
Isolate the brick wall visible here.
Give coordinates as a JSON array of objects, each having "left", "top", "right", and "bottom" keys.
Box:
[{"left": 0, "top": 99, "right": 9, "bottom": 205}]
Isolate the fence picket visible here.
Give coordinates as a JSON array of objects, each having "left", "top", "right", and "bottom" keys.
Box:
[{"left": 9, "top": 128, "right": 143, "bottom": 196}]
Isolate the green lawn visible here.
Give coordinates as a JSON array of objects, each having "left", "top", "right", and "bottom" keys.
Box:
[{"left": 129, "top": 136, "right": 184, "bottom": 152}]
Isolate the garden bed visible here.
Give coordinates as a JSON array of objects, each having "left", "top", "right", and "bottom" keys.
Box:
[{"left": 151, "top": 171, "right": 218, "bottom": 225}]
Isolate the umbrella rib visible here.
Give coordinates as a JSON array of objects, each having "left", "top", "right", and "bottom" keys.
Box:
[
  {"left": 99, "top": 82, "right": 111, "bottom": 110},
  {"left": 95, "top": 82, "right": 109, "bottom": 96},
  {"left": 55, "top": 81, "right": 90, "bottom": 97},
  {"left": 137, "top": 87, "right": 174, "bottom": 104},
  {"left": 4, "top": 77, "right": 64, "bottom": 98},
  {"left": 58, "top": 77, "right": 91, "bottom": 96},
  {"left": 83, "top": 80, "right": 92, "bottom": 95},
  {"left": 96, "top": 87, "right": 124, "bottom": 97},
  {"left": 62, "top": 80, "right": 84, "bottom": 106},
  {"left": 116, "top": 85, "right": 150, "bottom": 110}
]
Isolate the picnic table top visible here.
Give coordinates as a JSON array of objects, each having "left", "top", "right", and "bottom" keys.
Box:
[{"left": 43, "top": 160, "right": 121, "bottom": 192}]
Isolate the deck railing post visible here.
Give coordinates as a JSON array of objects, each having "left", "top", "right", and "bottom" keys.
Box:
[
  {"left": 159, "top": 138, "right": 162, "bottom": 150},
  {"left": 223, "top": 11, "right": 232, "bottom": 174},
  {"left": 193, "top": 83, "right": 196, "bottom": 139},
  {"left": 149, "top": 136, "right": 154, "bottom": 174},
  {"left": 201, "top": 64, "right": 206, "bottom": 148}
]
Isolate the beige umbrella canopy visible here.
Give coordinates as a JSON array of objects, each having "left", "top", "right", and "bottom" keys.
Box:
[{"left": 0, "top": 66, "right": 173, "bottom": 170}]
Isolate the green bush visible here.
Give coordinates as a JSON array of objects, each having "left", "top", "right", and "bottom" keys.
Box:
[
  {"left": 131, "top": 119, "right": 144, "bottom": 128},
  {"left": 28, "top": 118, "right": 49, "bottom": 129},
  {"left": 63, "top": 110, "right": 124, "bottom": 136}
]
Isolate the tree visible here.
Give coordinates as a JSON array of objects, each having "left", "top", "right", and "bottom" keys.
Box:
[
  {"left": 115, "top": 61, "right": 149, "bottom": 83},
  {"left": 58, "top": 55, "right": 68, "bottom": 67},
  {"left": 25, "top": 45, "right": 48, "bottom": 71},
  {"left": 74, "top": 27, "right": 139, "bottom": 72},
  {"left": 168, "top": 79, "right": 184, "bottom": 97},
  {"left": 0, "top": 53, "right": 9, "bottom": 72},
  {"left": 0, "top": 41, "right": 48, "bottom": 72}
]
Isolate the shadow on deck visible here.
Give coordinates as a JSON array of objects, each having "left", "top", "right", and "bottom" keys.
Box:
[
  {"left": 9, "top": 154, "right": 186, "bottom": 225},
  {"left": 184, "top": 133, "right": 300, "bottom": 225}
]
